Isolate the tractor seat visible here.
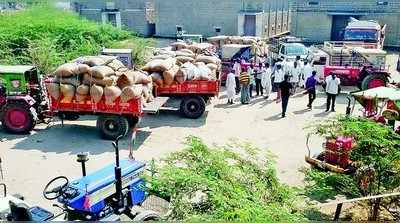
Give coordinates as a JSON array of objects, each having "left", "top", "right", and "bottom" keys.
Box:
[
  {"left": 8, "top": 200, "right": 32, "bottom": 221},
  {"left": 7, "top": 200, "right": 54, "bottom": 221}
]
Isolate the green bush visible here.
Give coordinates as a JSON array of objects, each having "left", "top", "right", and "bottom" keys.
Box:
[
  {"left": 146, "top": 137, "right": 307, "bottom": 222},
  {"left": 0, "top": 5, "right": 152, "bottom": 73}
]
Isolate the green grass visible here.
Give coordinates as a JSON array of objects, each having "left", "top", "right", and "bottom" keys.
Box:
[{"left": 0, "top": 5, "right": 153, "bottom": 73}]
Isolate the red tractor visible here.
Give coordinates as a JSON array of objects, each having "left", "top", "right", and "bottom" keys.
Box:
[
  {"left": 0, "top": 66, "right": 49, "bottom": 134},
  {"left": 310, "top": 42, "right": 390, "bottom": 90}
]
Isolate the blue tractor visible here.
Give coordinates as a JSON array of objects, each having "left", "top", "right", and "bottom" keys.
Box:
[{"left": 0, "top": 136, "right": 161, "bottom": 221}]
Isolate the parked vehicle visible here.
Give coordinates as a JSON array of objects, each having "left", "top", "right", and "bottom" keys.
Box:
[
  {"left": 309, "top": 42, "right": 390, "bottom": 90},
  {"left": 269, "top": 36, "right": 309, "bottom": 63},
  {"left": 342, "top": 18, "right": 386, "bottom": 49}
]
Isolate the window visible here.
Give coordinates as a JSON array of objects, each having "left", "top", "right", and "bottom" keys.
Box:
[
  {"left": 308, "top": 1, "right": 319, "bottom": 6},
  {"left": 107, "top": 13, "right": 117, "bottom": 27},
  {"left": 376, "top": 1, "right": 388, "bottom": 6}
]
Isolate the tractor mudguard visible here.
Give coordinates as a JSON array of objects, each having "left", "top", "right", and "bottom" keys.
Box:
[{"left": 6, "top": 95, "right": 36, "bottom": 107}]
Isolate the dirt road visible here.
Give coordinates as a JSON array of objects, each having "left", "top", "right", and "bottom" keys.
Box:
[{"left": 0, "top": 53, "right": 398, "bottom": 211}]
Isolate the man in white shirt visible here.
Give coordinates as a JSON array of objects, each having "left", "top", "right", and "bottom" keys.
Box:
[
  {"left": 273, "top": 64, "right": 285, "bottom": 102},
  {"left": 289, "top": 61, "right": 301, "bottom": 94},
  {"left": 301, "top": 61, "right": 313, "bottom": 88},
  {"left": 261, "top": 62, "right": 273, "bottom": 99},
  {"left": 226, "top": 69, "right": 236, "bottom": 104},
  {"left": 325, "top": 73, "right": 341, "bottom": 112},
  {"left": 232, "top": 59, "right": 241, "bottom": 94}
]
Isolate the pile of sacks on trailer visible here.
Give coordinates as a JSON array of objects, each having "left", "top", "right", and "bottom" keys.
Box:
[
  {"left": 146, "top": 41, "right": 221, "bottom": 86},
  {"left": 207, "top": 35, "right": 268, "bottom": 56},
  {"left": 45, "top": 55, "right": 154, "bottom": 106}
]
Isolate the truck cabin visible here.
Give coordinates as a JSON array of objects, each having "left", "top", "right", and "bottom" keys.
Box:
[
  {"left": 343, "top": 19, "right": 385, "bottom": 48},
  {"left": 279, "top": 43, "right": 308, "bottom": 61}
]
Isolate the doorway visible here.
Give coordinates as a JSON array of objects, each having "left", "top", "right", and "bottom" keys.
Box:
[
  {"left": 331, "top": 15, "right": 360, "bottom": 41},
  {"left": 244, "top": 15, "right": 256, "bottom": 36}
]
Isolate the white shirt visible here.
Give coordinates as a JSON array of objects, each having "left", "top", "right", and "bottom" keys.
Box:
[
  {"left": 274, "top": 69, "right": 284, "bottom": 83},
  {"left": 261, "top": 68, "right": 272, "bottom": 88},
  {"left": 290, "top": 66, "right": 301, "bottom": 83},
  {"left": 303, "top": 64, "right": 313, "bottom": 80},
  {"left": 325, "top": 75, "right": 341, "bottom": 95},
  {"left": 226, "top": 72, "right": 236, "bottom": 92},
  {"left": 233, "top": 63, "right": 241, "bottom": 77}
]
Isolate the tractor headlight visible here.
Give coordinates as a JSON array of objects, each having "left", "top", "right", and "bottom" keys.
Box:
[{"left": 11, "top": 80, "right": 21, "bottom": 89}]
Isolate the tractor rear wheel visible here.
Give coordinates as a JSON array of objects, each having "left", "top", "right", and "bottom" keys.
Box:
[
  {"left": 361, "top": 74, "right": 387, "bottom": 90},
  {"left": 1, "top": 102, "right": 37, "bottom": 134},
  {"left": 96, "top": 115, "right": 129, "bottom": 140},
  {"left": 180, "top": 96, "right": 206, "bottom": 119}
]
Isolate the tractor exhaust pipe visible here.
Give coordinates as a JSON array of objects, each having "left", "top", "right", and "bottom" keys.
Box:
[
  {"left": 112, "top": 135, "right": 124, "bottom": 212},
  {"left": 77, "top": 153, "right": 89, "bottom": 177}
]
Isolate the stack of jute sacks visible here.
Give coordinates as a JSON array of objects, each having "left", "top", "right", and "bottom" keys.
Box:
[
  {"left": 207, "top": 35, "right": 268, "bottom": 57},
  {"left": 45, "top": 55, "right": 154, "bottom": 106},
  {"left": 144, "top": 41, "right": 221, "bottom": 87}
]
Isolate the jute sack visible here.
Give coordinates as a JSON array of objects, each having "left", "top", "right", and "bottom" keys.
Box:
[
  {"left": 60, "top": 84, "right": 75, "bottom": 103},
  {"left": 73, "top": 56, "right": 105, "bottom": 67},
  {"left": 195, "top": 63, "right": 212, "bottom": 80},
  {"left": 104, "top": 86, "right": 122, "bottom": 105},
  {"left": 45, "top": 82, "right": 60, "bottom": 100},
  {"left": 120, "top": 85, "right": 143, "bottom": 103},
  {"left": 54, "top": 63, "right": 79, "bottom": 77},
  {"left": 83, "top": 74, "right": 115, "bottom": 87},
  {"left": 135, "top": 72, "right": 152, "bottom": 85},
  {"left": 180, "top": 62, "right": 200, "bottom": 81},
  {"left": 107, "top": 59, "right": 125, "bottom": 71},
  {"left": 152, "top": 54, "right": 171, "bottom": 60},
  {"left": 175, "top": 69, "right": 187, "bottom": 84},
  {"left": 180, "top": 48, "right": 195, "bottom": 55},
  {"left": 176, "top": 56, "right": 195, "bottom": 64},
  {"left": 89, "top": 66, "right": 115, "bottom": 79},
  {"left": 175, "top": 50, "right": 195, "bottom": 58},
  {"left": 75, "top": 93, "right": 87, "bottom": 102},
  {"left": 90, "top": 84, "right": 104, "bottom": 103},
  {"left": 171, "top": 42, "right": 188, "bottom": 51},
  {"left": 117, "top": 71, "right": 136, "bottom": 89},
  {"left": 153, "top": 57, "right": 176, "bottom": 72},
  {"left": 163, "top": 64, "right": 179, "bottom": 86},
  {"left": 150, "top": 72, "right": 163, "bottom": 86},
  {"left": 76, "top": 85, "right": 90, "bottom": 95},
  {"left": 206, "top": 63, "right": 218, "bottom": 71},
  {"left": 196, "top": 55, "right": 221, "bottom": 65},
  {"left": 142, "top": 59, "right": 164, "bottom": 72},
  {"left": 54, "top": 76, "right": 81, "bottom": 87},
  {"left": 99, "top": 55, "right": 117, "bottom": 65}
]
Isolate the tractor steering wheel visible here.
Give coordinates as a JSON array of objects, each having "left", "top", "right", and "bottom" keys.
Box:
[{"left": 43, "top": 176, "right": 69, "bottom": 200}]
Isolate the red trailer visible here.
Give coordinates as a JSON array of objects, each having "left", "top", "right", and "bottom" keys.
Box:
[{"left": 154, "top": 80, "right": 220, "bottom": 119}]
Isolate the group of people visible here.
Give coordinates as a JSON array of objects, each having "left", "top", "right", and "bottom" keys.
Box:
[{"left": 226, "top": 57, "right": 341, "bottom": 118}]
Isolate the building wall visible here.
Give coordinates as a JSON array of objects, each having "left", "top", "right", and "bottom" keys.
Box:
[
  {"left": 154, "top": 0, "right": 289, "bottom": 38},
  {"left": 291, "top": 0, "right": 400, "bottom": 47},
  {"left": 72, "top": 0, "right": 154, "bottom": 36}
]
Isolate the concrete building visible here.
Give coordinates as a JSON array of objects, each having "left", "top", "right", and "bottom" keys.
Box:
[
  {"left": 71, "top": 0, "right": 156, "bottom": 36},
  {"left": 290, "top": 0, "right": 400, "bottom": 47},
  {"left": 154, "top": 0, "right": 290, "bottom": 38}
]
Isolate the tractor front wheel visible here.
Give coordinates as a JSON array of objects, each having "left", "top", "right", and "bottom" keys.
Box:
[
  {"left": 361, "top": 74, "right": 387, "bottom": 90},
  {"left": 1, "top": 102, "right": 37, "bottom": 134},
  {"left": 96, "top": 115, "right": 129, "bottom": 140}
]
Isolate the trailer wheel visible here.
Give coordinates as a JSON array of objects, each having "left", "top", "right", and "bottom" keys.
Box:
[
  {"left": 361, "top": 74, "right": 387, "bottom": 90},
  {"left": 180, "top": 96, "right": 206, "bottom": 119},
  {"left": 133, "top": 210, "right": 161, "bottom": 221},
  {"left": 96, "top": 115, "right": 129, "bottom": 140},
  {"left": 1, "top": 102, "right": 37, "bottom": 134}
]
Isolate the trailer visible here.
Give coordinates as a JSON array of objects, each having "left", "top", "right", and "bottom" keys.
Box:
[{"left": 154, "top": 80, "right": 220, "bottom": 119}]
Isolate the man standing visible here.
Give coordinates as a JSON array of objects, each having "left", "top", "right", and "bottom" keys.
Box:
[
  {"left": 273, "top": 64, "right": 285, "bottom": 102},
  {"left": 240, "top": 68, "right": 251, "bottom": 104},
  {"left": 248, "top": 64, "right": 255, "bottom": 98},
  {"left": 233, "top": 59, "right": 241, "bottom": 94},
  {"left": 301, "top": 61, "right": 313, "bottom": 88},
  {"left": 289, "top": 61, "right": 301, "bottom": 94},
  {"left": 280, "top": 75, "right": 293, "bottom": 118},
  {"left": 325, "top": 73, "right": 341, "bottom": 112},
  {"left": 305, "top": 71, "right": 318, "bottom": 109},
  {"left": 261, "top": 63, "right": 272, "bottom": 99},
  {"left": 255, "top": 63, "right": 264, "bottom": 96},
  {"left": 226, "top": 69, "right": 236, "bottom": 104}
]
